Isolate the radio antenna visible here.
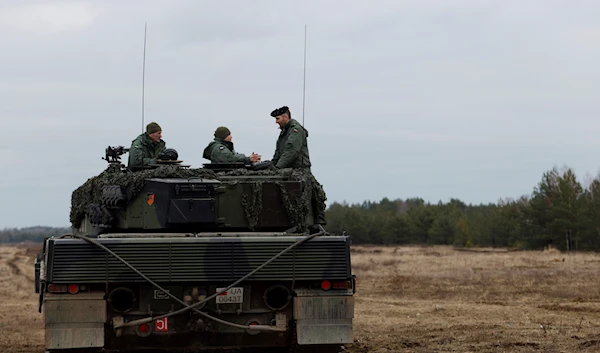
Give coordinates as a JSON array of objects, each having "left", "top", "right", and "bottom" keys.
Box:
[
  {"left": 141, "top": 22, "right": 147, "bottom": 133},
  {"left": 302, "top": 24, "right": 307, "bottom": 126}
]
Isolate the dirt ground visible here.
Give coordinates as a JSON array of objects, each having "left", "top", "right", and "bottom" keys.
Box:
[
  {"left": 0, "top": 244, "right": 45, "bottom": 353},
  {"left": 348, "top": 245, "right": 600, "bottom": 353},
  {"left": 4, "top": 243, "right": 600, "bottom": 352}
]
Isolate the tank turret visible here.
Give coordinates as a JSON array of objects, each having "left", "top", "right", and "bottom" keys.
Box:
[{"left": 71, "top": 147, "right": 322, "bottom": 236}]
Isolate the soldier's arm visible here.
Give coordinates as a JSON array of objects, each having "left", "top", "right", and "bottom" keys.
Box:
[
  {"left": 154, "top": 142, "right": 166, "bottom": 158},
  {"left": 233, "top": 152, "right": 251, "bottom": 164},
  {"left": 131, "top": 144, "right": 158, "bottom": 167},
  {"left": 142, "top": 143, "right": 161, "bottom": 165},
  {"left": 142, "top": 156, "right": 157, "bottom": 166},
  {"left": 146, "top": 143, "right": 166, "bottom": 164},
  {"left": 212, "top": 147, "right": 250, "bottom": 164},
  {"left": 275, "top": 129, "right": 305, "bottom": 168},
  {"left": 271, "top": 141, "right": 281, "bottom": 165},
  {"left": 129, "top": 143, "right": 145, "bottom": 168},
  {"left": 229, "top": 150, "right": 251, "bottom": 164}
]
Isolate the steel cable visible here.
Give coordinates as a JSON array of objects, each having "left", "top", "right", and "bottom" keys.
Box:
[{"left": 70, "top": 231, "right": 323, "bottom": 331}]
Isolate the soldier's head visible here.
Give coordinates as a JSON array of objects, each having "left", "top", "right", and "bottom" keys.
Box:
[
  {"left": 271, "top": 106, "right": 291, "bottom": 128},
  {"left": 214, "top": 126, "right": 232, "bottom": 142},
  {"left": 146, "top": 122, "right": 162, "bottom": 142}
]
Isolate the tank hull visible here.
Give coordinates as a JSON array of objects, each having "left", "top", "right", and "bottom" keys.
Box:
[{"left": 38, "top": 234, "right": 355, "bottom": 352}]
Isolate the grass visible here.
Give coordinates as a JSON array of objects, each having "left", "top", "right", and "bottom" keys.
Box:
[
  {"left": 0, "top": 246, "right": 44, "bottom": 352},
  {"left": 4, "top": 243, "right": 600, "bottom": 352},
  {"left": 348, "top": 245, "right": 600, "bottom": 352}
]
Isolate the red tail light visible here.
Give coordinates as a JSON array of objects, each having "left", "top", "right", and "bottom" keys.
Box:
[
  {"left": 48, "top": 284, "right": 67, "bottom": 293},
  {"left": 67, "top": 284, "right": 79, "bottom": 294},
  {"left": 320, "top": 280, "right": 331, "bottom": 290},
  {"left": 136, "top": 323, "right": 152, "bottom": 337},
  {"left": 332, "top": 280, "right": 352, "bottom": 289},
  {"left": 245, "top": 320, "right": 261, "bottom": 335}
]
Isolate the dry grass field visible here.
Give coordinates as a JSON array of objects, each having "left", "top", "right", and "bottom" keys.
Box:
[
  {"left": 3, "top": 243, "right": 600, "bottom": 352},
  {"left": 0, "top": 244, "right": 44, "bottom": 353},
  {"left": 347, "top": 245, "right": 600, "bottom": 353}
]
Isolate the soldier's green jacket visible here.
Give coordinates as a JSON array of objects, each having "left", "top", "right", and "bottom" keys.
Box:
[
  {"left": 127, "top": 133, "right": 166, "bottom": 170},
  {"left": 272, "top": 119, "right": 311, "bottom": 169},
  {"left": 203, "top": 138, "right": 251, "bottom": 164}
]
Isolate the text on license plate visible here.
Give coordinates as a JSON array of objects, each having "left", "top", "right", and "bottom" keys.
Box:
[{"left": 216, "top": 287, "right": 244, "bottom": 304}]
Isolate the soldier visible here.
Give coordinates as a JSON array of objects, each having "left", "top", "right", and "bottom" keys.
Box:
[
  {"left": 203, "top": 126, "right": 261, "bottom": 164},
  {"left": 127, "top": 122, "right": 166, "bottom": 171},
  {"left": 270, "top": 106, "right": 327, "bottom": 226},
  {"left": 271, "top": 106, "right": 311, "bottom": 169}
]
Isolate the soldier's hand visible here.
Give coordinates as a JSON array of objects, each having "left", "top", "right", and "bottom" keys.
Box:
[{"left": 250, "top": 152, "right": 261, "bottom": 163}]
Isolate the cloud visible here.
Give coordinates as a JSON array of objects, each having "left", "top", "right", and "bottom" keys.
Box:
[
  {"left": 0, "top": 1, "right": 97, "bottom": 33},
  {"left": 2, "top": 0, "right": 600, "bottom": 227}
]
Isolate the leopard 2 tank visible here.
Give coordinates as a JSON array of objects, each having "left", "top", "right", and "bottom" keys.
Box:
[{"left": 35, "top": 146, "right": 355, "bottom": 353}]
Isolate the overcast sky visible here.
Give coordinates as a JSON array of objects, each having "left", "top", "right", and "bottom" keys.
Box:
[{"left": 1, "top": 0, "right": 599, "bottom": 227}]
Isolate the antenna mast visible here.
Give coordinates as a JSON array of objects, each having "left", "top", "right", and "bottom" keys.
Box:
[
  {"left": 141, "top": 22, "right": 147, "bottom": 133},
  {"left": 302, "top": 24, "right": 307, "bottom": 126}
]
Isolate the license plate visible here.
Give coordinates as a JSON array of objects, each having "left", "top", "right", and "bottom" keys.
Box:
[
  {"left": 155, "top": 317, "right": 168, "bottom": 332},
  {"left": 216, "top": 287, "right": 244, "bottom": 304}
]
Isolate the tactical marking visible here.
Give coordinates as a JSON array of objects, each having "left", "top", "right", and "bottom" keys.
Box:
[
  {"left": 293, "top": 129, "right": 298, "bottom": 132},
  {"left": 153, "top": 289, "right": 170, "bottom": 299},
  {"left": 147, "top": 193, "right": 155, "bottom": 206},
  {"left": 219, "top": 146, "right": 224, "bottom": 150},
  {"left": 156, "top": 318, "right": 168, "bottom": 332}
]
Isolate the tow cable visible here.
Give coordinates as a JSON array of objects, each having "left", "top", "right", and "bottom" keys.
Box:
[{"left": 70, "top": 230, "right": 324, "bottom": 332}]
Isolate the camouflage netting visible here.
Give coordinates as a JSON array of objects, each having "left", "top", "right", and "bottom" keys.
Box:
[
  {"left": 240, "top": 181, "right": 263, "bottom": 230},
  {"left": 70, "top": 165, "right": 217, "bottom": 228},
  {"left": 70, "top": 165, "right": 327, "bottom": 231},
  {"left": 218, "top": 168, "right": 327, "bottom": 231}
]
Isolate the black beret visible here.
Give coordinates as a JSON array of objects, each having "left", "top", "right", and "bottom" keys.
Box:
[{"left": 270, "top": 106, "right": 289, "bottom": 117}]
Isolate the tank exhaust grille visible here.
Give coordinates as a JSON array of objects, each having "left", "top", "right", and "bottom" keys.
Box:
[{"left": 46, "top": 236, "right": 351, "bottom": 283}]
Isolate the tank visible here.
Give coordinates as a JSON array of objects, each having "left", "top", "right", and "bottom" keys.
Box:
[{"left": 35, "top": 146, "right": 355, "bottom": 353}]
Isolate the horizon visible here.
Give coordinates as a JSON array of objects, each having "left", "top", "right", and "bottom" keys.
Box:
[{"left": 0, "top": 162, "right": 586, "bottom": 230}]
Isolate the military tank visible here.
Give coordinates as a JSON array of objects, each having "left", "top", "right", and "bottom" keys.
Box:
[{"left": 35, "top": 146, "right": 355, "bottom": 353}]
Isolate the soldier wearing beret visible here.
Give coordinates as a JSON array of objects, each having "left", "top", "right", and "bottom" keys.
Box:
[
  {"left": 271, "top": 106, "right": 311, "bottom": 169},
  {"left": 270, "top": 106, "right": 327, "bottom": 226},
  {"left": 203, "top": 126, "right": 261, "bottom": 164},
  {"left": 127, "top": 122, "right": 167, "bottom": 171}
]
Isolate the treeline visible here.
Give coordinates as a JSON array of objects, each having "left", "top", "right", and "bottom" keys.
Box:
[
  {"left": 325, "top": 166, "right": 600, "bottom": 251},
  {"left": 4, "top": 165, "right": 600, "bottom": 251},
  {"left": 0, "top": 226, "right": 70, "bottom": 244}
]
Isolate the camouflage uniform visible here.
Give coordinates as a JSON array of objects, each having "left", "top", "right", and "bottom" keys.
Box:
[
  {"left": 272, "top": 119, "right": 311, "bottom": 169},
  {"left": 272, "top": 119, "right": 327, "bottom": 225},
  {"left": 203, "top": 138, "right": 251, "bottom": 164},
  {"left": 127, "top": 133, "right": 166, "bottom": 170}
]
